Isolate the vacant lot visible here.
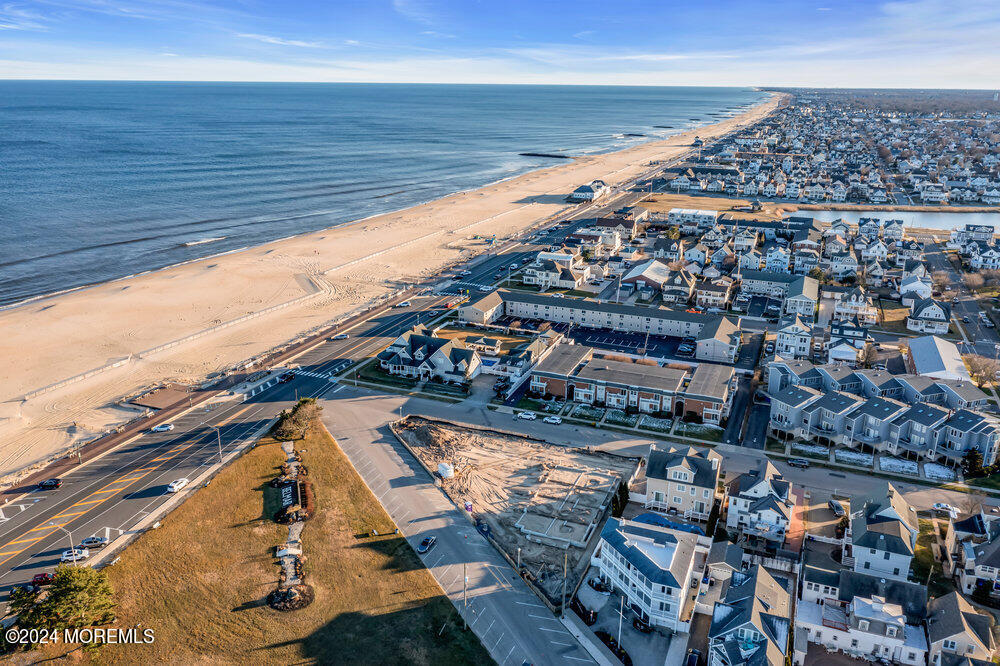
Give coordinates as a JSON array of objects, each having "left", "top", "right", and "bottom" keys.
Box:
[
  {"left": 434, "top": 325, "right": 532, "bottom": 354},
  {"left": 878, "top": 299, "right": 909, "bottom": 333},
  {"left": 394, "top": 416, "right": 636, "bottom": 604},
  {"left": 72, "top": 422, "right": 491, "bottom": 665},
  {"left": 642, "top": 193, "right": 794, "bottom": 220}
]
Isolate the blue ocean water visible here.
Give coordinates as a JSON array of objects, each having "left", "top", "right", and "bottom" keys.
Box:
[{"left": 0, "top": 82, "right": 765, "bottom": 306}]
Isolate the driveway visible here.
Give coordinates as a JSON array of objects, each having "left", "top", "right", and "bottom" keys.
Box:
[
  {"left": 805, "top": 643, "right": 869, "bottom": 665},
  {"left": 723, "top": 376, "right": 752, "bottom": 445}
]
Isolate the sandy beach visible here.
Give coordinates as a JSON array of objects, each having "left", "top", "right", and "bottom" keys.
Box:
[{"left": 0, "top": 93, "right": 780, "bottom": 482}]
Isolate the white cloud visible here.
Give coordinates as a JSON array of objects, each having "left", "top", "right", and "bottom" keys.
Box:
[
  {"left": 237, "top": 33, "right": 323, "bottom": 48},
  {"left": 0, "top": 3, "right": 49, "bottom": 30}
]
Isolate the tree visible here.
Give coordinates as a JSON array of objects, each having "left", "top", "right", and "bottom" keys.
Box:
[
  {"left": 931, "top": 270, "right": 952, "bottom": 292},
  {"left": 808, "top": 267, "right": 825, "bottom": 282},
  {"left": 964, "top": 355, "right": 1000, "bottom": 388},
  {"left": 964, "top": 272, "right": 985, "bottom": 292},
  {"left": 964, "top": 449, "right": 985, "bottom": 479},
  {"left": 273, "top": 397, "right": 322, "bottom": 440},
  {"left": 858, "top": 343, "right": 879, "bottom": 369},
  {"left": 15, "top": 566, "right": 115, "bottom": 633}
]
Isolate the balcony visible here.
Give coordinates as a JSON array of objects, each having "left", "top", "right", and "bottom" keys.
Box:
[{"left": 741, "top": 520, "right": 786, "bottom": 542}]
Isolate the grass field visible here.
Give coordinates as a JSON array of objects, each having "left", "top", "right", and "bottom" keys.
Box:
[
  {"left": 434, "top": 325, "right": 532, "bottom": 354},
  {"left": 912, "top": 518, "right": 953, "bottom": 597},
  {"left": 877, "top": 298, "right": 910, "bottom": 334},
  {"left": 641, "top": 193, "right": 793, "bottom": 220},
  {"left": 78, "top": 422, "right": 491, "bottom": 665}
]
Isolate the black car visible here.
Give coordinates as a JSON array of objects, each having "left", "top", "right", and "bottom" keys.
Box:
[
  {"left": 787, "top": 458, "right": 810, "bottom": 469},
  {"left": 416, "top": 536, "right": 436, "bottom": 554},
  {"left": 632, "top": 616, "right": 652, "bottom": 633},
  {"left": 570, "top": 598, "right": 597, "bottom": 625},
  {"left": 828, "top": 499, "right": 846, "bottom": 517},
  {"left": 278, "top": 372, "right": 294, "bottom": 383},
  {"left": 37, "top": 478, "right": 62, "bottom": 490}
]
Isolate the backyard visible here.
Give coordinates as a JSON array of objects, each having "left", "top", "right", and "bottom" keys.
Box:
[
  {"left": 877, "top": 298, "right": 910, "bottom": 334},
  {"left": 912, "top": 517, "right": 954, "bottom": 597},
  {"left": 84, "top": 422, "right": 491, "bottom": 665}
]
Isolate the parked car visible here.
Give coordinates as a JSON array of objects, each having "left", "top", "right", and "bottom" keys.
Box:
[
  {"left": 329, "top": 333, "right": 349, "bottom": 340},
  {"left": 828, "top": 500, "right": 845, "bottom": 517},
  {"left": 60, "top": 548, "right": 89, "bottom": 564},
  {"left": 632, "top": 616, "right": 653, "bottom": 633},
  {"left": 150, "top": 423, "right": 175, "bottom": 432},
  {"left": 765, "top": 341, "right": 775, "bottom": 354},
  {"left": 167, "top": 478, "right": 190, "bottom": 493},
  {"left": 31, "top": 573, "right": 54, "bottom": 586},
  {"left": 570, "top": 598, "right": 597, "bottom": 625},
  {"left": 517, "top": 412, "right": 537, "bottom": 421},
  {"left": 416, "top": 536, "right": 437, "bottom": 554},
  {"left": 933, "top": 502, "right": 957, "bottom": 516},
  {"left": 587, "top": 577, "right": 611, "bottom": 595},
  {"left": 987, "top": 321, "right": 996, "bottom": 328},
  {"left": 543, "top": 416, "right": 562, "bottom": 425},
  {"left": 787, "top": 458, "right": 810, "bottom": 469},
  {"left": 80, "top": 536, "right": 109, "bottom": 549},
  {"left": 37, "top": 478, "right": 62, "bottom": 490},
  {"left": 963, "top": 315, "right": 971, "bottom": 323}
]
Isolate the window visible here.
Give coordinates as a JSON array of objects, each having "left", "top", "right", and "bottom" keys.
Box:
[
  {"left": 859, "top": 620, "right": 869, "bottom": 631},
  {"left": 673, "top": 497, "right": 682, "bottom": 504},
  {"left": 943, "top": 640, "right": 956, "bottom": 651},
  {"left": 886, "top": 626, "right": 897, "bottom": 638}
]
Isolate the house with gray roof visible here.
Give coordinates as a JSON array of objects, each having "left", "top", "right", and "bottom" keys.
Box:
[
  {"left": 927, "top": 592, "right": 997, "bottom": 666},
  {"left": 708, "top": 565, "right": 791, "bottom": 666},
  {"left": 376, "top": 325, "right": 481, "bottom": 383},
  {"left": 849, "top": 482, "right": 918, "bottom": 582},
  {"left": 595, "top": 514, "right": 708, "bottom": 632},
  {"left": 726, "top": 461, "right": 794, "bottom": 550},
  {"left": 643, "top": 444, "right": 722, "bottom": 521},
  {"left": 907, "top": 297, "right": 951, "bottom": 335}
]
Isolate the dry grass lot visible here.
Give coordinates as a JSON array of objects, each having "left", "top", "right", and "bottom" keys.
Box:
[
  {"left": 877, "top": 298, "right": 909, "bottom": 333},
  {"left": 433, "top": 325, "right": 532, "bottom": 354},
  {"left": 64, "top": 422, "right": 491, "bottom": 665},
  {"left": 640, "top": 193, "right": 795, "bottom": 220}
]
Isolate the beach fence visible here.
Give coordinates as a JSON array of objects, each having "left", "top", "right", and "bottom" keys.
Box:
[{"left": 21, "top": 356, "right": 134, "bottom": 401}]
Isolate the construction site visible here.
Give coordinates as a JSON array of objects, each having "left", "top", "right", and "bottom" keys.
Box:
[{"left": 391, "top": 415, "right": 638, "bottom": 606}]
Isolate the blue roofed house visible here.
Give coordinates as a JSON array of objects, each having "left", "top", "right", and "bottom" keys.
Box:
[{"left": 594, "top": 514, "right": 710, "bottom": 632}]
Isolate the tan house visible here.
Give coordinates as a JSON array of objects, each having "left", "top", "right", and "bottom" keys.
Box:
[
  {"left": 927, "top": 591, "right": 997, "bottom": 666},
  {"left": 643, "top": 444, "right": 722, "bottom": 521}
]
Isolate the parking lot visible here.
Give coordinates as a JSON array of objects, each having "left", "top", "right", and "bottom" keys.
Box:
[
  {"left": 744, "top": 295, "right": 782, "bottom": 319},
  {"left": 576, "top": 568, "right": 674, "bottom": 666},
  {"left": 802, "top": 491, "right": 850, "bottom": 541}
]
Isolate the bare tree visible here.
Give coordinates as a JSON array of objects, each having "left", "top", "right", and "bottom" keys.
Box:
[
  {"left": 961, "top": 492, "right": 988, "bottom": 515},
  {"left": 964, "top": 272, "right": 986, "bottom": 292},
  {"left": 859, "top": 343, "right": 879, "bottom": 369},
  {"left": 964, "top": 354, "right": 1000, "bottom": 388},
  {"left": 931, "top": 270, "right": 952, "bottom": 292}
]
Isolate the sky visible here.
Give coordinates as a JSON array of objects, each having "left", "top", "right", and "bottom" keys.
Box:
[{"left": 0, "top": 0, "right": 999, "bottom": 87}]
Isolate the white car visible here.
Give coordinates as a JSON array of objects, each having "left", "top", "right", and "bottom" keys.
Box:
[
  {"left": 543, "top": 416, "right": 562, "bottom": 425},
  {"left": 150, "top": 423, "right": 174, "bottom": 432},
  {"left": 509, "top": 263, "right": 518, "bottom": 270},
  {"left": 517, "top": 412, "right": 537, "bottom": 421},
  {"left": 167, "top": 478, "right": 190, "bottom": 493},
  {"left": 932, "top": 502, "right": 956, "bottom": 515},
  {"left": 60, "top": 548, "right": 90, "bottom": 563},
  {"left": 478, "top": 286, "right": 492, "bottom": 292},
  {"left": 460, "top": 270, "right": 472, "bottom": 276},
  {"left": 395, "top": 301, "right": 411, "bottom": 308},
  {"left": 330, "top": 333, "right": 349, "bottom": 340}
]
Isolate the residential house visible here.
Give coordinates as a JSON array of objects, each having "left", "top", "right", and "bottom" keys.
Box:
[
  {"left": 376, "top": 325, "right": 482, "bottom": 382},
  {"left": 926, "top": 592, "right": 997, "bottom": 666},
  {"left": 849, "top": 482, "right": 918, "bottom": 582},
  {"left": 707, "top": 566, "right": 791, "bottom": 666},
  {"left": 643, "top": 444, "right": 722, "bottom": 521},
  {"left": 907, "top": 298, "right": 951, "bottom": 334},
  {"left": 725, "top": 461, "right": 794, "bottom": 550}
]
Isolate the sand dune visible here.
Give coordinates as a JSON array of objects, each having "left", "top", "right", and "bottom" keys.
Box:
[{"left": 0, "top": 94, "right": 780, "bottom": 482}]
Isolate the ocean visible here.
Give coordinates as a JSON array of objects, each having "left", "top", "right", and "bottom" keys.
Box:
[{"left": 0, "top": 82, "right": 765, "bottom": 307}]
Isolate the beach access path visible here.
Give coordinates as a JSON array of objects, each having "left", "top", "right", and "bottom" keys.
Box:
[{"left": 0, "top": 94, "right": 782, "bottom": 482}]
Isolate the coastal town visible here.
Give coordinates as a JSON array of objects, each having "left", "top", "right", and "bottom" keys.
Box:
[{"left": 6, "top": 87, "right": 1000, "bottom": 666}]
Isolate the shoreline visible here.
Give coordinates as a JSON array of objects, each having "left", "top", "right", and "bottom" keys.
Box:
[
  {"left": 0, "top": 101, "right": 762, "bottom": 311},
  {"left": 0, "top": 92, "right": 781, "bottom": 482}
]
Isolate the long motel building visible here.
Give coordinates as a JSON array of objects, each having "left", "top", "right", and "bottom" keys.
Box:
[
  {"left": 528, "top": 343, "right": 735, "bottom": 424},
  {"left": 458, "top": 289, "right": 741, "bottom": 364}
]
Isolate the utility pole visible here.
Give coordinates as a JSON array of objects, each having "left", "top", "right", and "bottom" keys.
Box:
[
  {"left": 215, "top": 427, "right": 223, "bottom": 463},
  {"left": 617, "top": 594, "right": 624, "bottom": 646},
  {"left": 561, "top": 552, "right": 568, "bottom": 618},
  {"left": 516, "top": 547, "right": 521, "bottom": 571},
  {"left": 463, "top": 562, "right": 468, "bottom": 630}
]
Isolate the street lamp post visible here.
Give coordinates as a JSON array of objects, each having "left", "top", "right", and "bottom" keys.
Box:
[
  {"left": 214, "top": 427, "right": 223, "bottom": 463},
  {"left": 48, "top": 523, "right": 75, "bottom": 563}
]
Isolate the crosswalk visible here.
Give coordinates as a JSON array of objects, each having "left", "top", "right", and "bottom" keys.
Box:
[{"left": 0, "top": 499, "right": 44, "bottom": 523}]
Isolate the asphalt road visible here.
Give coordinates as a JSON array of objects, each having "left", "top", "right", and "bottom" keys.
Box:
[
  {"left": 920, "top": 235, "right": 1000, "bottom": 356},
  {"left": 0, "top": 295, "right": 449, "bottom": 605}
]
